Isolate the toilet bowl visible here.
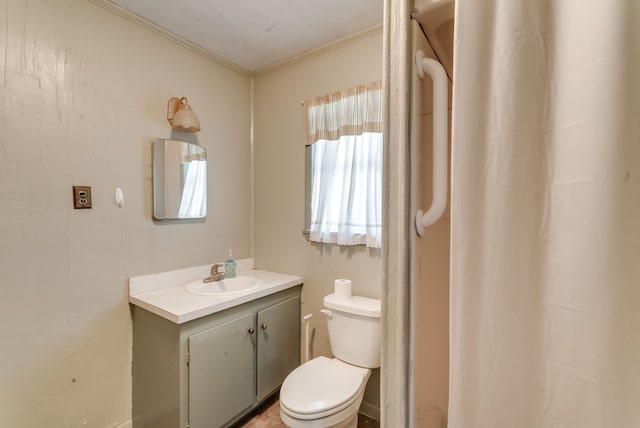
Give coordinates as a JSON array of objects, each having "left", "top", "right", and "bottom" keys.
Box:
[
  {"left": 280, "top": 357, "right": 370, "bottom": 428},
  {"left": 280, "top": 294, "right": 381, "bottom": 428}
]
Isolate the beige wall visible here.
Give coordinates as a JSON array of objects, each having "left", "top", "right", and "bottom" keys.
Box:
[
  {"left": 411, "top": 21, "right": 452, "bottom": 426},
  {"left": 253, "top": 32, "right": 384, "bottom": 416},
  {"left": 0, "top": 0, "right": 386, "bottom": 425},
  {"left": 0, "top": 0, "right": 251, "bottom": 426}
]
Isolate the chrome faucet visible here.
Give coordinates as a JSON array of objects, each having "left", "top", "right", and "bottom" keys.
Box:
[{"left": 203, "top": 263, "right": 225, "bottom": 283}]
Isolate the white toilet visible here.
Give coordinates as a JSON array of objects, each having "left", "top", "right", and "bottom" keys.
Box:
[{"left": 280, "top": 293, "right": 381, "bottom": 428}]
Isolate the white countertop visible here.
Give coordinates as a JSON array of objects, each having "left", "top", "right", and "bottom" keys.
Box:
[{"left": 129, "top": 259, "right": 303, "bottom": 324}]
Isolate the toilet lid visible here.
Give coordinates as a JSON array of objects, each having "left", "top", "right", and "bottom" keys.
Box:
[{"left": 280, "top": 356, "right": 369, "bottom": 415}]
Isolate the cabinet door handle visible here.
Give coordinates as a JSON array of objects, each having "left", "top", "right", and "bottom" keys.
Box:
[
  {"left": 261, "top": 323, "right": 268, "bottom": 330},
  {"left": 248, "top": 328, "right": 255, "bottom": 335}
]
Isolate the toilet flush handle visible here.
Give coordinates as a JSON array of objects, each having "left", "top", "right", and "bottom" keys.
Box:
[{"left": 320, "top": 309, "right": 333, "bottom": 319}]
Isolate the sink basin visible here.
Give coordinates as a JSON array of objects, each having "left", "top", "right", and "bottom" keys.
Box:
[{"left": 185, "top": 276, "right": 262, "bottom": 296}]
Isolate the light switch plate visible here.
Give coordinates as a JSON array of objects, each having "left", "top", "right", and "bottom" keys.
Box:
[{"left": 73, "top": 186, "right": 92, "bottom": 209}]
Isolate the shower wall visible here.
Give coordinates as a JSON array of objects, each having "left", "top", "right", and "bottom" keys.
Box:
[{"left": 410, "top": 20, "right": 452, "bottom": 426}]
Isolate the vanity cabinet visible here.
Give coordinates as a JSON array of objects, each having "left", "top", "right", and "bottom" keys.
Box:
[
  {"left": 188, "top": 312, "right": 256, "bottom": 427},
  {"left": 256, "top": 298, "right": 301, "bottom": 401},
  {"left": 132, "top": 286, "right": 301, "bottom": 428}
]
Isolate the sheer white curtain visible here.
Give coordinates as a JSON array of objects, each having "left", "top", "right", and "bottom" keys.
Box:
[
  {"left": 178, "top": 160, "right": 206, "bottom": 218},
  {"left": 305, "top": 81, "right": 382, "bottom": 248},
  {"left": 177, "top": 144, "right": 207, "bottom": 218},
  {"left": 450, "top": 1, "right": 640, "bottom": 427},
  {"left": 309, "top": 133, "right": 382, "bottom": 247}
]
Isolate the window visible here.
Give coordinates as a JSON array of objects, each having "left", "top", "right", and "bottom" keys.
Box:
[{"left": 303, "top": 81, "right": 382, "bottom": 248}]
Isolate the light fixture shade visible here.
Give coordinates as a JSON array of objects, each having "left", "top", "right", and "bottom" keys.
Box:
[{"left": 167, "top": 97, "right": 201, "bottom": 132}]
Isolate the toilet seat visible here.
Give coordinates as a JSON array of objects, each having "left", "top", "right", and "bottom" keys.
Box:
[{"left": 280, "top": 356, "right": 370, "bottom": 420}]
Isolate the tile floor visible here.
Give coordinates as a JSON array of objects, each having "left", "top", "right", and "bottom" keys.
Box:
[{"left": 238, "top": 394, "right": 379, "bottom": 428}]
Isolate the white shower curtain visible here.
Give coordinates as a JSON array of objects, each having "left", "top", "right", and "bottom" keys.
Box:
[{"left": 449, "top": 1, "right": 640, "bottom": 427}]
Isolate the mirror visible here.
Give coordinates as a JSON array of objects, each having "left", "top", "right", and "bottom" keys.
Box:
[{"left": 152, "top": 139, "right": 207, "bottom": 220}]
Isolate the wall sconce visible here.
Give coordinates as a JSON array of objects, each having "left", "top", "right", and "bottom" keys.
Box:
[{"left": 167, "top": 96, "right": 201, "bottom": 132}]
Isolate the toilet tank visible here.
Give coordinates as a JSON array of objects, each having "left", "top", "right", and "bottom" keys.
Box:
[{"left": 323, "top": 294, "right": 381, "bottom": 368}]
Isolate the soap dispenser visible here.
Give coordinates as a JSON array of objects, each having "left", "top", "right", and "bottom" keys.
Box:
[{"left": 225, "top": 249, "right": 236, "bottom": 278}]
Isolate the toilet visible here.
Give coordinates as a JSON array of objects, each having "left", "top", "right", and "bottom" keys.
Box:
[{"left": 280, "top": 293, "right": 381, "bottom": 428}]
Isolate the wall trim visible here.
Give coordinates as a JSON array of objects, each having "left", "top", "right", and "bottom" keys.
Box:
[
  {"left": 87, "top": 0, "right": 251, "bottom": 77},
  {"left": 114, "top": 419, "right": 132, "bottom": 428},
  {"left": 359, "top": 401, "right": 381, "bottom": 422},
  {"left": 87, "top": 0, "right": 382, "bottom": 78}
]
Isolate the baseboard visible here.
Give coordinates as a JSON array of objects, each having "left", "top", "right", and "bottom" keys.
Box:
[
  {"left": 113, "top": 419, "right": 132, "bottom": 428},
  {"left": 359, "top": 401, "right": 380, "bottom": 421}
]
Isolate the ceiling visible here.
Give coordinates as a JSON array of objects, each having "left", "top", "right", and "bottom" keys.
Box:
[{"left": 109, "top": 0, "right": 384, "bottom": 73}]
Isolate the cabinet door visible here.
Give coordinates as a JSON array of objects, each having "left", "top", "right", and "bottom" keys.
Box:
[
  {"left": 188, "top": 312, "right": 256, "bottom": 428},
  {"left": 256, "top": 296, "right": 300, "bottom": 401}
]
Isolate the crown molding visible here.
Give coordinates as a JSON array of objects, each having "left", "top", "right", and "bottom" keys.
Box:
[
  {"left": 87, "top": 0, "right": 251, "bottom": 77},
  {"left": 88, "top": 0, "right": 382, "bottom": 79}
]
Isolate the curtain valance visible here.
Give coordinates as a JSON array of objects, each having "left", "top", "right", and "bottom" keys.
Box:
[{"left": 304, "top": 80, "right": 382, "bottom": 145}]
